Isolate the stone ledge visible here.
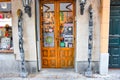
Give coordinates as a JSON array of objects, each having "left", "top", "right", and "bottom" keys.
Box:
[{"left": 99, "top": 53, "right": 109, "bottom": 75}]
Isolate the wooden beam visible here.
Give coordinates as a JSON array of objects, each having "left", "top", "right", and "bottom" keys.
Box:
[{"left": 0, "top": 0, "right": 11, "bottom": 2}]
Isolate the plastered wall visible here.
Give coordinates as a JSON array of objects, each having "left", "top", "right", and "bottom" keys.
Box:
[
  {"left": 12, "top": 0, "right": 37, "bottom": 61},
  {"left": 76, "top": 0, "right": 101, "bottom": 61},
  {"left": 100, "top": 0, "right": 110, "bottom": 53}
]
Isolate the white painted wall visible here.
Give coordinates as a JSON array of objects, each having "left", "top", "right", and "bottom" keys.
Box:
[
  {"left": 12, "top": 0, "right": 37, "bottom": 61},
  {"left": 76, "top": 0, "right": 100, "bottom": 61}
]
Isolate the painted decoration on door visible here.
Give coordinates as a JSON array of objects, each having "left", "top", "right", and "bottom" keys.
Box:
[{"left": 40, "top": 1, "right": 75, "bottom": 68}]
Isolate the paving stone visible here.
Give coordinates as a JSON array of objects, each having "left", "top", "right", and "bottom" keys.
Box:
[
  {"left": 0, "top": 78, "right": 28, "bottom": 80},
  {"left": 0, "top": 69, "right": 120, "bottom": 80}
]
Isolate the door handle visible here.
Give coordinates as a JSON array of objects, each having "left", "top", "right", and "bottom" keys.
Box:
[{"left": 109, "top": 35, "right": 120, "bottom": 37}]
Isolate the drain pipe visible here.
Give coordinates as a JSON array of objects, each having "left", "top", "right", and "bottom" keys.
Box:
[{"left": 35, "top": 0, "right": 41, "bottom": 71}]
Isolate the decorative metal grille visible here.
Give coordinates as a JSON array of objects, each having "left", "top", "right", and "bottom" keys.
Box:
[
  {"left": 85, "top": 5, "right": 93, "bottom": 77},
  {"left": 17, "top": 9, "right": 28, "bottom": 78}
]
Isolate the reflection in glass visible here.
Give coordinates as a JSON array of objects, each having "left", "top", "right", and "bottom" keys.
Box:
[
  {"left": 59, "top": 3, "right": 74, "bottom": 48},
  {"left": 0, "top": 2, "right": 13, "bottom": 51},
  {"left": 42, "top": 4, "right": 55, "bottom": 47}
]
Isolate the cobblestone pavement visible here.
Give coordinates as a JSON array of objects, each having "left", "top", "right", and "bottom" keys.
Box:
[{"left": 0, "top": 69, "right": 120, "bottom": 80}]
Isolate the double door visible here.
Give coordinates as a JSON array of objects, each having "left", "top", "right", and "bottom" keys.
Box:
[
  {"left": 109, "top": 6, "right": 120, "bottom": 68},
  {"left": 40, "top": 0, "right": 75, "bottom": 68}
]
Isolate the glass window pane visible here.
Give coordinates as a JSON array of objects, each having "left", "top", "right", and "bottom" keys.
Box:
[
  {"left": 42, "top": 4, "right": 55, "bottom": 47},
  {"left": 0, "top": 2, "right": 13, "bottom": 51},
  {"left": 59, "top": 3, "right": 74, "bottom": 48}
]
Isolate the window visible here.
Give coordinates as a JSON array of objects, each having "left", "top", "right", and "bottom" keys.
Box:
[{"left": 0, "top": 1, "right": 13, "bottom": 53}]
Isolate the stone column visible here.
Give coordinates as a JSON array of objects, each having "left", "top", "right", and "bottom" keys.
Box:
[{"left": 100, "top": 0, "right": 110, "bottom": 75}]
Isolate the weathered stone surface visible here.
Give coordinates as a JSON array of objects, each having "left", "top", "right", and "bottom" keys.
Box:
[
  {"left": 0, "top": 54, "right": 37, "bottom": 74},
  {"left": 76, "top": 61, "right": 99, "bottom": 74},
  {"left": 0, "top": 69, "right": 120, "bottom": 80},
  {"left": 0, "top": 54, "right": 19, "bottom": 73}
]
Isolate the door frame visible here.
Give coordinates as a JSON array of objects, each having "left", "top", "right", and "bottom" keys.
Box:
[{"left": 38, "top": 0, "right": 76, "bottom": 69}]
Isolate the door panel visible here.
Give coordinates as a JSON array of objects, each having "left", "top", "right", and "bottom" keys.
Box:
[
  {"left": 58, "top": 2, "right": 74, "bottom": 68},
  {"left": 109, "top": 6, "right": 120, "bottom": 68},
  {"left": 109, "top": 47, "right": 120, "bottom": 68},
  {"left": 59, "top": 48, "right": 74, "bottom": 68},
  {"left": 40, "top": 0, "right": 75, "bottom": 68},
  {"left": 42, "top": 48, "right": 57, "bottom": 68},
  {"left": 41, "top": 3, "right": 57, "bottom": 68}
]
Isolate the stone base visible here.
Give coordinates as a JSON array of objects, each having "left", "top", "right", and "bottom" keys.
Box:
[
  {"left": 20, "top": 72, "right": 28, "bottom": 78},
  {"left": 0, "top": 54, "right": 19, "bottom": 73},
  {"left": 84, "top": 70, "right": 93, "bottom": 77},
  {"left": 0, "top": 54, "right": 38, "bottom": 74},
  {"left": 25, "top": 61, "right": 38, "bottom": 73},
  {"left": 75, "top": 61, "right": 99, "bottom": 74},
  {"left": 99, "top": 53, "right": 109, "bottom": 75}
]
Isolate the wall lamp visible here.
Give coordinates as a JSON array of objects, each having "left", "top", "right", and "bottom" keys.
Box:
[
  {"left": 22, "top": 0, "right": 32, "bottom": 17},
  {"left": 80, "top": 0, "right": 86, "bottom": 15},
  {"left": 1, "top": 2, "right": 7, "bottom": 9}
]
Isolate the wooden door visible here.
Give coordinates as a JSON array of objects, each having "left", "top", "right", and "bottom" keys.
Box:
[
  {"left": 109, "top": 6, "right": 120, "bottom": 68},
  {"left": 40, "top": 0, "right": 75, "bottom": 68}
]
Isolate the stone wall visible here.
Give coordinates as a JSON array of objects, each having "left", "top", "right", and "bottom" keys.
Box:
[
  {"left": 12, "top": 0, "right": 37, "bottom": 61},
  {"left": 0, "top": 0, "right": 38, "bottom": 74},
  {"left": 11, "top": 0, "right": 101, "bottom": 63},
  {"left": 0, "top": 54, "right": 37, "bottom": 74},
  {"left": 76, "top": 0, "right": 100, "bottom": 61},
  {"left": 75, "top": 0, "right": 101, "bottom": 73},
  {"left": 0, "top": 54, "right": 19, "bottom": 73},
  {"left": 0, "top": 0, "right": 102, "bottom": 74}
]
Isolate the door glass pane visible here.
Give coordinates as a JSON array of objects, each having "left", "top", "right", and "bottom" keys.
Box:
[
  {"left": 59, "top": 3, "right": 74, "bottom": 48},
  {"left": 42, "top": 4, "right": 55, "bottom": 47}
]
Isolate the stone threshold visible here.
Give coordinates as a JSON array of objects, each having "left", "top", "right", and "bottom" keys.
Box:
[{"left": 0, "top": 69, "right": 120, "bottom": 80}]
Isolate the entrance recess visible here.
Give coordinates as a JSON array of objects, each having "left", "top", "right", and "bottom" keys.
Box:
[
  {"left": 109, "top": 6, "right": 120, "bottom": 68},
  {"left": 40, "top": 0, "right": 75, "bottom": 68}
]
